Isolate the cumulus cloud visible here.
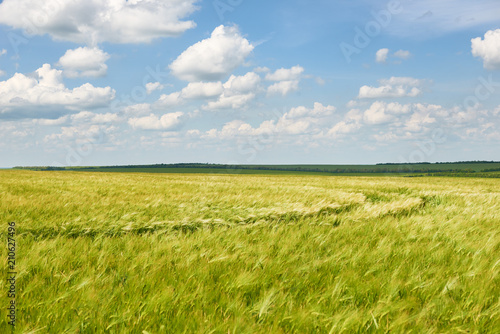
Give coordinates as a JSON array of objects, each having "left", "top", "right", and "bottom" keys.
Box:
[
  {"left": 257, "top": 103, "right": 335, "bottom": 136},
  {"left": 404, "top": 104, "right": 438, "bottom": 132},
  {"left": 154, "top": 71, "right": 262, "bottom": 111},
  {"left": 0, "top": 64, "right": 115, "bottom": 117},
  {"left": 260, "top": 66, "right": 305, "bottom": 97},
  {"left": 358, "top": 77, "right": 426, "bottom": 99},
  {"left": 223, "top": 72, "right": 261, "bottom": 94},
  {"left": 376, "top": 48, "right": 389, "bottom": 63},
  {"left": 267, "top": 80, "right": 299, "bottom": 96},
  {"left": 180, "top": 82, "right": 224, "bottom": 99},
  {"left": 169, "top": 25, "right": 254, "bottom": 82},
  {"left": 154, "top": 82, "right": 225, "bottom": 109},
  {"left": 0, "top": 0, "right": 199, "bottom": 45},
  {"left": 363, "top": 101, "right": 411, "bottom": 124},
  {"left": 203, "top": 102, "right": 336, "bottom": 139},
  {"left": 57, "top": 47, "right": 110, "bottom": 78},
  {"left": 265, "top": 65, "right": 304, "bottom": 81},
  {"left": 323, "top": 108, "right": 365, "bottom": 140},
  {"left": 71, "top": 111, "right": 121, "bottom": 124},
  {"left": 146, "top": 82, "right": 164, "bottom": 95},
  {"left": 128, "top": 112, "right": 184, "bottom": 130},
  {"left": 376, "top": 49, "right": 411, "bottom": 63},
  {"left": 327, "top": 120, "right": 362, "bottom": 138},
  {"left": 35, "top": 116, "right": 69, "bottom": 126},
  {"left": 204, "top": 93, "right": 255, "bottom": 110},
  {"left": 205, "top": 117, "right": 308, "bottom": 139},
  {"left": 44, "top": 123, "right": 119, "bottom": 151},
  {"left": 287, "top": 102, "right": 335, "bottom": 119},
  {"left": 202, "top": 72, "right": 261, "bottom": 110},
  {"left": 157, "top": 92, "right": 183, "bottom": 107},
  {"left": 471, "top": 29, "right": 500, "bottom": 70}
]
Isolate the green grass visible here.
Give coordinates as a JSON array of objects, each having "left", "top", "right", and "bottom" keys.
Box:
[{"left": 1, "top": 170, "right": 499, "bottom": 333}]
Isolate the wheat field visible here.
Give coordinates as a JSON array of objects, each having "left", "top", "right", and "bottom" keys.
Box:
[{"left": 1, "top": 170, "right": 499, "bottom": 333}]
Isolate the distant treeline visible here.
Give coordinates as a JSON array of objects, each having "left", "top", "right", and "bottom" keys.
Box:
[
  {"left": 377, "top": 161, "right": 500, "bottom": 165},
  {"left": 13, "top": 162, "right": 500, "bottom": 175}
]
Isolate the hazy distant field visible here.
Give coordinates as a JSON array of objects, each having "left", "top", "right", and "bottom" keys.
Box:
[{"left": 1, "top": 170, "right": 499, "bottom": 333}]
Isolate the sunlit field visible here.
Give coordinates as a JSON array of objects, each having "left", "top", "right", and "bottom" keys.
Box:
[{"left": 1, "top": 170, "right": 499, "bottom": 333}]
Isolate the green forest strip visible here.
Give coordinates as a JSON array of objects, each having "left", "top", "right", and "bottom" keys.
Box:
[{"left": 13, "top": 161, "right": 500, "bottom": 177}]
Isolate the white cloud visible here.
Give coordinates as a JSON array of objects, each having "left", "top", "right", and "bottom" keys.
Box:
[
  {"left": 57, "top": 47, "right": 110, "bottom": 78},
  {"left": 494, "top": 105, "right": 500, "bottom": 116},
  {"left": 156, "top": 92, "right": 182, "bottom": 107},
  {"left": 373, "top": 132, "right": 398, "bottom": 143},
  {"left": 169, "top": 25, "right": 254, "bottom": 82},
  {"left": 44, "top": 123, "right": 119, "bottom": 150},
  {"left": 0, "top": 70, "right": 5, "bottom": 77},
  {"left": 204, "top": 93, "right": 255, "bottom": 110},
  {"left": 128, "top": 112, "right": 184, "bottom": 130},
  {"left": 0, "top": 0, "right": 199, "bottom": 44},
  {"left": 180, "top": 82, "right": 224, "bottom": 99},
  {"left": 203, "top": 120, "right": 252, "bottom": 139},
  {"left": 203, "top": 72, "right": 261, "bottom": 110},
  {"left": 376, "top": 48, "right": 389, "bottom": 63},
  {"left": 404, "top": 104, "right": 438, "bottom": 132},
  {"left": 376, "top": 49, "right": 411, "bottom": 63},
  {"left": 35, "top": 116, "right": 69, "bottom": 126},
  {"left": 223, "top": 72, "right": 261, "bottom": 94},
  {"left": 381, "top": 77, "right": 424, "bottom": 86},
  {"left": 0, "top": 49, "right": 6, "bottom": 56},
  {"left": 267, "top": 80, "right": 299, "bottom": 96},
  {"left": 146, "top": 82, "right": 164, "bottom": 95},
  {"left": 322, "top": 108, "right": 365, "bottom": 139},
  {"left": 202, "top": 102, "right": 336, "bottom": 139},
  {"left": 287, "top": 102, "right": 335, "bottom": 119},
  {"left": 265, "top": 66, "right": 304, "bottom": 81},
  {"left": 0, "top": 64, "right": 115, "bottom": 116},
  {"left": 259, "top": 66, "right": 306, "bottom": 97},
  {"left": 471, "top": 29, "right": 500, "bottom": 70},
  {"left": 268, "top": 103, "right": 335, "bottom": 135},
  {"left": 363, "top": 101, "right": 410, "bottom": 124},
  {"left": 327, "top": 121, "right": 362, "bottom": 138},
  {"left": 345, "top": 108, "right": 364, "bottom": 123},
  {"left": 71, "top": 111, "right": 120, "bottom": 124},
  {"left": 394, "top": 50, "right": 412, "bottom": 60},
  {"left": 358, "top": 77, "right": 426, "bottom": 99}
]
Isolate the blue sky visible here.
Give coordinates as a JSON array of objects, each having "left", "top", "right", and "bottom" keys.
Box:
[{"left": 0, "top": 0, "right": 499, "bottom": 167}]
